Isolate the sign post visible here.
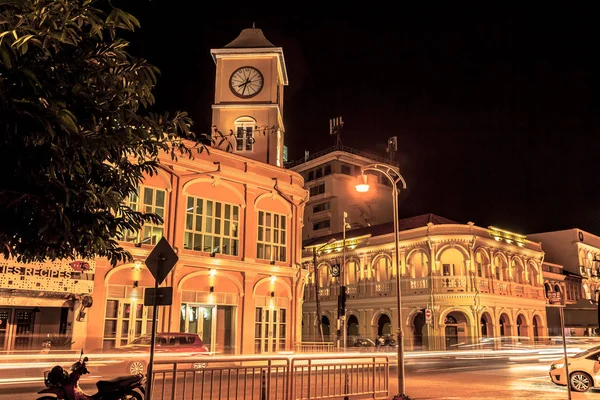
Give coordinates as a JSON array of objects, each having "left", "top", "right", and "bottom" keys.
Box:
[
  {"left": 144, "top": 237, "right": 178, "bottom": 400},
  {"left": 425, "top": 308, "right": 432, "bottom": 325},
  {"left": 548, "top": 291, "right": 571, "bottom": 400}
]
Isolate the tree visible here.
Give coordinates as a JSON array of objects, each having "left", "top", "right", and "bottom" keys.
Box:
[{"left": 0, "top": 0, "right": 210, "bottom": 265}]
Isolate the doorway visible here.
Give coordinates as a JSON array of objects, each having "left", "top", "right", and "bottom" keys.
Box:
[
  {"left": 254, "top": 307, "right": 287, "bottom": 353},
  {"left": 445, "top": 315, "right": 458, "bottom": 349}
]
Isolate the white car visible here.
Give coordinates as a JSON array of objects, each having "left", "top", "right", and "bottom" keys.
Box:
[{"left": 550, "top": 345, "right": 600, "bottom": 392}]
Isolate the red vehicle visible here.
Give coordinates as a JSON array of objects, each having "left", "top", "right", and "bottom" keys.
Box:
[{"left": 107, "top": 333, "right": 209, "bottom": 376}]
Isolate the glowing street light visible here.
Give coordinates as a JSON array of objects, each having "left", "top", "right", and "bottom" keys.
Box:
[{"left": 355, "top": 163, "right": 408, "bottom": 400}]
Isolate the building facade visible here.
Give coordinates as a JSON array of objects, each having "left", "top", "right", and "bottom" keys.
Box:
[
  {"left": 0, "top": 28, "right": 309, "bottom": 357},
  {"left": 529, "top": 229, "right": 600, "bottom": 336},
  {"left": 301, "top": 216, "right": 548, "bottom": 350},
  {"left": 288, "top": 147, "right": 397, "bottom": 240}
]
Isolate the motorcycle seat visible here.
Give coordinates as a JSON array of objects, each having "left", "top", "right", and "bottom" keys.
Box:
[{"left": 96, "top": 375, "right": 142, "bottom": 392}]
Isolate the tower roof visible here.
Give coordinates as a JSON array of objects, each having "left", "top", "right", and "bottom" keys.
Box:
[{"left": 225, "top": 28, "right": 275, "bottom": 48}]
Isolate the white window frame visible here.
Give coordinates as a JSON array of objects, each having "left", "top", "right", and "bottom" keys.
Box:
[
  {"left": 120, "top": 186, "right": 166, "bottom": 245},
  {"left": 257, "top": 211, "right": 287, "bottom": 262},
  {"left": 234, "top": 116, "right": 256, "bottom": 152},
  {"left": 183, "top": 196, "right": 239, "bottom": 255}
]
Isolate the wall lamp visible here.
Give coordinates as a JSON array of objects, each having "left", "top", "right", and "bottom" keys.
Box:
[
  {"left": 209, "top": 286, "right": 214, "bottom": 293},
  {"left": 270, "top": 260, "right": 275, "bottom": 265},
  {"left": 133, "top": 281, "right": 139, "bottom": 288},
  {"left": 271, "top": 291, "right": 275, "bottom": 298}
]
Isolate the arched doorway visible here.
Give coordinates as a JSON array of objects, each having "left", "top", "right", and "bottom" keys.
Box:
[
  {"left": 347, "top": 315, "right": 359, "bottom": 344},
  {"left": 444, "top": 311, "right": 470, "bottom": 350},
  {"left": 445, "top": 315, "right": 458, "bottom": 349},
  {"left": 377, "top": 314, "right": 392, "bottom": 336},
  {"left": 413, "top": 311, "right": 426, "bottom": 349},
  {"left": 321, "top": 316, "right": 331, "bottom": 338},
  {"left": 480, "top": 312, "right": 492, "bottom": 338},
  {"left": 516, "top": 314, "right": 526, "bottom": 337},
  {"left": 499, "top": 313, "right": 510, "bottom": 336},
  {"left": 533, "top": 315, "right": 542, "bottom": 341}
]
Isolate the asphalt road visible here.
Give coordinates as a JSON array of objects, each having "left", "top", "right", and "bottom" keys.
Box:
[{"left": 1, "top": 353, "right": 595, "bottom": 400}]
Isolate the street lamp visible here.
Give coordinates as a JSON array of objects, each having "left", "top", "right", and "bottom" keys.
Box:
[
  {"left": 356, "top": 163, "right": 408, "bottom": 400},
  {"left": 311, "top": 237, "right": 336, "bottom": 342}
]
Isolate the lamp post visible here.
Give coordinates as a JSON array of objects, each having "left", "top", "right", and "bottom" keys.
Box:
[
  {"left": 340, "top": 211, "right": 351, "bottom": 350},
  {"left": 356, "top": 163, "right": 407, "bottom": 400},
  {"left": 312, "top": 238, "right": 337, "bottom": 342}
]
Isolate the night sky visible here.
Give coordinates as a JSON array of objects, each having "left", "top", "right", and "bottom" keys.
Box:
[{"left": 114, "top": 2, "right": 600, "bottom": 236}]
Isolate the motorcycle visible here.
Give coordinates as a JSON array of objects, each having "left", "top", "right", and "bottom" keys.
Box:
[{"left": 37, "top": 350, "right": 146, "bottom": 400}]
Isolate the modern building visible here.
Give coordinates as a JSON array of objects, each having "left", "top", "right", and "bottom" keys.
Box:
[
  {"left": 529, "top": 229, "right": 600, "bottom": 336},
  {"left": 287, "top": 146, "right": 398, "bottom": 240},
  {"left": 301, "top": 216, "right": 548, "bottom": 350}
]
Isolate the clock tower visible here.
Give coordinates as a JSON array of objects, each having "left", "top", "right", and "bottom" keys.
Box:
[{"left": 210, "top": 28, "right": 289, "bottom": 167}]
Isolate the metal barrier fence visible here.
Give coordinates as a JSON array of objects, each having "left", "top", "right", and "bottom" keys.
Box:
[
  {"left": 150, "top": 353, "right": 389, "bottom": 400},
  {"left": 294, "top": 342, "right": 336, "bottom": 353}
]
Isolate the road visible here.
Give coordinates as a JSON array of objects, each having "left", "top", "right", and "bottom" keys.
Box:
[{"left": 1, "top": 352, "right": 595, "bottom": 400}]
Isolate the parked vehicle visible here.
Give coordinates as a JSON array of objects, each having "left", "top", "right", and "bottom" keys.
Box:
[
  {"left": 376, "top": 335, "right": 398, "bottom": 348},
  {"left": 108, "top": 332, "right": 210, "bottom": 376},
  {"left": 549, "top": 344, "right": 600, "bottom": 392},
  {"left": 37, "top": 350, "right": 145, "bottom": 400}
]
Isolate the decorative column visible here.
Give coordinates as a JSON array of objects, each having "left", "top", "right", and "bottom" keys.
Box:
[{"left": 241, "top": 271, "right": 256, "bottom": 354}]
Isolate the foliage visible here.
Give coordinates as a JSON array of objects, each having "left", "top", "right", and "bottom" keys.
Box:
[{"left": 0, "top": 0, "right": 220, "bottom": 266}]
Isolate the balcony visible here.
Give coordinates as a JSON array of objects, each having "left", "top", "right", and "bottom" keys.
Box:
[{"left": 303, "top": 276, "right": 545, "bottom": 302}]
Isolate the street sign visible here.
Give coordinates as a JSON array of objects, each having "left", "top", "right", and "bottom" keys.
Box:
[
  {"left": 145, "top": 237, "right": 178, "bottom": 285},
  {"left": 425, "top": 308, "right": 432, "bottom": 324},
  {"left": 144, "top": 287, "right": 173, "bottom": 306}
]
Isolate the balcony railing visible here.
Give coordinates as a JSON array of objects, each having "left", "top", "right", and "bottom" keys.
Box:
[{"left": 303, "top": 277, "right": 545, "bottom": 302}]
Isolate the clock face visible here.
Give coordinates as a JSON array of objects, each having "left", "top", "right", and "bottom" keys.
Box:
[{"left": 229, "top": 66, "right": 264, "bottom": 98}]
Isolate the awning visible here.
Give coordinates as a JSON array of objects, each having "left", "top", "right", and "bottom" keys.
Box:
[{"left": 546, "top": 299, "right": 599, "bottom": 328}]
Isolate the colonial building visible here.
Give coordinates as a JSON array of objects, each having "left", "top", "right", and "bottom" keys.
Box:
[
  {"left": 0, "top": 28, "right": 308, "bottom": 359},
  {"left": 85, "top": 27, "right": 307, "bottom": 359},
  {"left": 301, "top": 215, "right": 548, "bottom": 350},
  {"left": 529, "top": 229, "right": 600, "bottom": 336}
]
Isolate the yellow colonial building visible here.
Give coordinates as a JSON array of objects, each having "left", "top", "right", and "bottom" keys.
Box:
[
  {"left": 85, "top": 27, "right": 306, "bottom": 360},
  {"left": 302, "top": 215, "right": 548, "bottom": 350}
]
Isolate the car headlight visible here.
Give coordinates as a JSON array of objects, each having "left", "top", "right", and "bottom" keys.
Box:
[{"left": 551, "top": 362, "right": 565, "bottom": 370}]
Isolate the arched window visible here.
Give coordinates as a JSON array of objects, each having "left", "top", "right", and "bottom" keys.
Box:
[
  {"left": 317, "top": 262, "right": 330, "bottom": 288},
  {"left": 373, "top": 256, "right": 392, "bottom": 282},
  {"left": 408, "top": 251, "right": 429, "bottom": 278},
  {"left": 346, "top": 259, "right": 360, "bottom": 285},
  {"left": 475, "top": 252, "right": 488, "bottom": 278},
  {"left": 527, "top": 262, "right": 539, "bottom": 286},
  {"left": 233, "top": 116, "right": 256, "bottom": 152},
  {"left": 512, "top": 259, "right": 525, "bottom": 284},
  {"left": 439, "top": 248, "right": 465, "bottom": 277}
]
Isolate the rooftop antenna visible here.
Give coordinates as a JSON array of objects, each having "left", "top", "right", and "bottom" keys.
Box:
[
  {"left": 252, "top": 22, "right": 256, "bottom": 28},
  {"left": 329, "top": 116, "right": 344, "bottom": 148}
]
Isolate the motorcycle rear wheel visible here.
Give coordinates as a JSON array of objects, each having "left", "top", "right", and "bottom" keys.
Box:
[{"left": 120, "top": 391, "right": 143, "bottom": 400}]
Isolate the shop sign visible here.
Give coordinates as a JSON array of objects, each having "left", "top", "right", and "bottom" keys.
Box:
[{"left": 0, "top": 260, "right": 95, "bottom": 294}]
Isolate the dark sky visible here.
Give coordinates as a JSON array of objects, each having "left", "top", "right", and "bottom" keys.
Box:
[{"left": 114, "top": 1, "right": 600, "bottom": 236}]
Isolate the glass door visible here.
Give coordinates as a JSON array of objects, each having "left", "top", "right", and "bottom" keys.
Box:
[
  {"left": 254, "top": 307, "right": 287, "bottom": 353},
  {"left": 103, "top": 300, "right": 150, "bottom": 350},
  {"left": 180, "top": 304, "right": 216, "bottom": 351}
]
